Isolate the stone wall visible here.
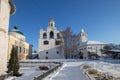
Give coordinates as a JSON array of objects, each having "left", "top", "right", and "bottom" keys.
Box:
[{"left": 0, "top": 0, "right": 11, "bottom": 75}]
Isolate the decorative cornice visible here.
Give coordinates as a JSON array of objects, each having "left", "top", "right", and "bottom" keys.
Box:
[
  {"left": 0, "top": 28, "right": 6, "bottom": 33},
  {"left": 9, "top": 0, "right": 16, "bottom": 14}
]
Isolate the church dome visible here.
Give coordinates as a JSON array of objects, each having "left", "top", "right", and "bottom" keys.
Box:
[
  {"left": 49, "top": 17, "right": 54, "bottom": 22},
  {"left": 81, "top": 29, "right": 84, "bottom": 33},
  {"left": 10, "top": 26, "right": 24, "bottom": 35}
]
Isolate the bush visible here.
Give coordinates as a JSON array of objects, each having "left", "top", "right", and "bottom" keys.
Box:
[
  {"left": 7, "top": 46, "right": 21, "bottom": 77},
  {"left": 97, "top": 72, "right": 115, "bottom": 80},
  {"left": 39, "top": 65, "right": 49, "bottom": 70},
  {"left": 82, "top": 64, "right": 91, "bottom": 69},
  {"left": 88, "top": 69, "right": 98, "bottom": 75}
]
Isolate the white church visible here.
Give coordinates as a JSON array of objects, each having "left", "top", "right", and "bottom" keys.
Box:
[
  {"left": 78, "top": 29, "right": 106, "bottom": 59},
  {"left": 38, "top": 18, "right": 65, "bottom": 59}
]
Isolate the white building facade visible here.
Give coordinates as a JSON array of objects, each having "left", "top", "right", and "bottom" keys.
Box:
[
  {"left": 78, "top": 29, "right": 106, "bottom": 59},
  {"left": 38, "top": 18, "right": 64, "bottom": 59}
]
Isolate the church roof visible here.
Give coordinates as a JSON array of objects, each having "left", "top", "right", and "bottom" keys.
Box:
[
  {"left": 15, "top": 31, "right": 24, "bottom": 35},
  {"left": 108, "top": 50, "right": 120, "bottom": 53},
  {"left": 86, "top": 41, "right": 106, "bottom": 45},
  {"left": 10, "top": 26, "right": 24, "bottom": 35},
  {"left": 9, "top": 0, "right": 16, "bottom": 14},
  {"left": 49, "top": 17, "right": 54, "bottom": 22}
]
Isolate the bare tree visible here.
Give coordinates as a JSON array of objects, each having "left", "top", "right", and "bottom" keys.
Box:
[
  {"left": 63, "top": 27, "right": 78, "bottom": 59},
  {"left": 103, "top": 44, "right": 120, "bottom": 52}
]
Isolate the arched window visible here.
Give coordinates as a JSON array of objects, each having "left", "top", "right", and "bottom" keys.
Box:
[
  {"left": 51, "top": 23, "right": 53, "bottom": 26},
  {"left": 43, "top": 41, "right": 49, "bottom": 45},
  {"left": 50, "top": 31, "right": 54, "bottom": 39},
  {"left": 57, "top": 33, "right": 60, "bottom": 39},
  {"left": 43, "top": 33, "right": 47, "bottom": 39}
]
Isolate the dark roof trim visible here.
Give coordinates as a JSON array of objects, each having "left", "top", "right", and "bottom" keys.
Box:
[
  {"left": 106, "top": 50, "right": 120, "bottom": 54},
  {"left": 9, "top": 0, "right": 16, "bottom": 14}
]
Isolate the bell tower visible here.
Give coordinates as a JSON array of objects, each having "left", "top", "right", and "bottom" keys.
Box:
[
  {"left": 80, "top": 29, "right": 87, "bottom": 43},
  {"left": 48, "top": 17, "right": 56, "bottom": 29}
]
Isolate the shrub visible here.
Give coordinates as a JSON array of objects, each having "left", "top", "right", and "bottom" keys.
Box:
[
  {"left": 97, "top": 72, "right": 115, "bottom": 80},
  {"left": 88, "top": 69, "right": 98, "bottom": 75},
  {"left": 39, "top": 65, "right": 49, "bottom": 70},
  {"left": 82, "top": 64, "right": 91, "bottom": 69},
  {"left": 7, "top": 46, "right": 21, "bottom": 77}
]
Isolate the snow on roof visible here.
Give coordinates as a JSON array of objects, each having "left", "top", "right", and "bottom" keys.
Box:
[
  {"left": 108, "top": 50, "right": 120, "bottom": 53},
  {"left": 86, "top": 41, "right": 106, "bottom": 45}
]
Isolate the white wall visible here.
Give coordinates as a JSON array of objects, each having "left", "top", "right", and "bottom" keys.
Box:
[{"left": 0, "top": 0, "right": 11, "bottom": 74}]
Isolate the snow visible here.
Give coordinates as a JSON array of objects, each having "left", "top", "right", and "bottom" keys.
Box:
[
  {"left": 86, "top": 41, "right": 105, "bottom": 44},
  {"left": 45, "top": 62, "right": 88, "bottom": 80},
  {"left": 5, "top": 77, "right": 16, "bottom": 80},
  {"left": 17, "top": 67, "right": 46, "bottom": 80},
  {"left": 43, "top": 59, "right": 120, "bottom": 80},
  {"left": 20, "top": 59, "right": 87, "bottom": 62},
  {"left": 16, "top": 62, "right": 59, "bottom": 80},
  {"left": 85, "top": 61, "right": 120, "bottom": 78},
  {"left": 7, "top": 59, "right": 120, "bottom": 80}
]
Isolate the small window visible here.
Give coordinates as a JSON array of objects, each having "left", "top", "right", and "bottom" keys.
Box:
[
  {"left": 56, "top": 41, "right": 60, "bottom": 45},
  {"left": 46, "top": 52, "right": 48, "bottom": 54},
  {"left": 19, "top": 47, "right": 22, "bottom": 53},
  {"left": 45, "top": 56, "right": 48, "bottom": 59},
  {"left": 57, "top": 51, "right": 59, "bottom": 54},
  {"left": 44, "top": 41, "right": 49, "bottom": 45},
  {"left": 24, "top": 48, "right": 25, "bottom": 53},
  {"left": 57, "top": 33, "right": 60, "bottom": 39}
]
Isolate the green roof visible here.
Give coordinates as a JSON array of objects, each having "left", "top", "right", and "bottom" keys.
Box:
[
  {"left": 14, "top": 31, "right": 24, "bottom": 35},
  {"left": 10, "top": 26, "right": 24, "bottom": 35}
]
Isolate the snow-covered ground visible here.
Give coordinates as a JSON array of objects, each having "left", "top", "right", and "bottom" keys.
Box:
[
  {"left": 44, "top": 62, "right": 88, "bottom": 80},
  {"left": 20, "top": 59, "right": 85, "bottom": 62},
  {"left": 15, "top": 62, "right": 60, "bottom": 80},
  {"left": 44, "top": 59, "right": 120, "bottom": 80},
  {"left": 85, "top": 61, "right": 120, "bottom": 78},
  {"left": 7, "top": 59, "right": 120, "bottom": 80},
  {"left": 17, "top": 67, "right": 46, "bottom": 80}
]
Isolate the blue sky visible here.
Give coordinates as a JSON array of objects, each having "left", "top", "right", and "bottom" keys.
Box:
[{"left": 10, "top": 0, "right": 120, "bottom": 50}]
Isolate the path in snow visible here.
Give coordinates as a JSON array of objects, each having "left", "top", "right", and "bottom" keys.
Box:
[{"left": 46, "top": 62, "right": 88, "bottom": 80}]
